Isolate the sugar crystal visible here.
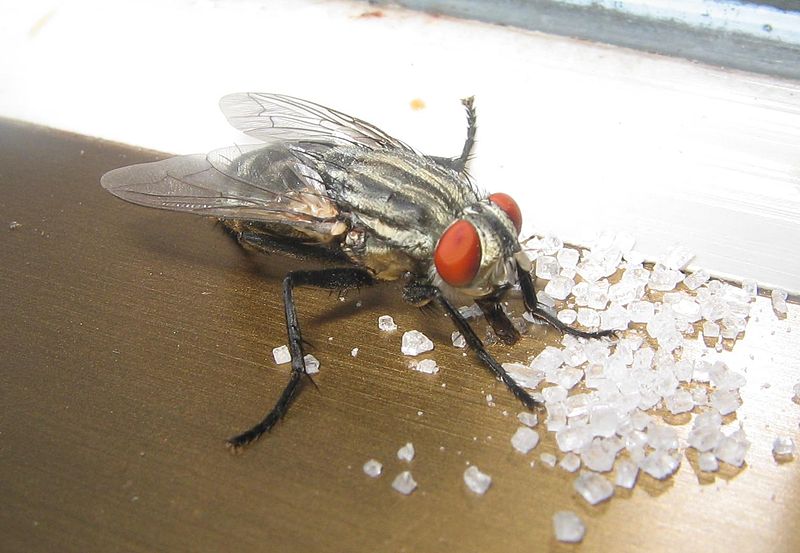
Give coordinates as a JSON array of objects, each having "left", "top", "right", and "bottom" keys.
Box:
[
  {"left": 648, "top": 264, "right": 683, "bottom": 291},
  {"left": 451, "top": 331, "right": 466, "bottom": 348},
  {"left": 542, "top": 385, "right": 568, "bottom": 404},
  {"left": 665, "top": 389, "right": 693, "bottom": 414},
  {"left": 614, "top": 459, "right": 639, "bottom": 488},
  {"left": 581, "top": 438, "right": 618, "bottom": 472},
  {"left": 504, "top": 363, "right": 545, "bottom": 389},
  {"left": 531, "top": 347, "right": 565, "bottom": 372},
  {"left": 535, "top": 256, "right": 559, "bottom": 279},
  {"left": 673, "top": 298, "right": 701, "bottom": 322},
  {"left": 698, "top": 452, "right": 718, "bottom": 472},
  {"left": 413, "top": 359, "right": 439, "bottom": 374},
  {"left": 272, "top": 345, "right": 290, "bottom": 365},
  {"left": 572, "top": 281, "right": 589, "bottom": 305},
  {"left": 600, "top": 305, "right": 630, "bottom": 331},
  {"left": 711, "top": 389, "right": 741, "bottom": 415},
  {"left": 628, "top": 300, "right": 655, "bottom": 324},
  {"left": 463, "top": 465, "right": 492, "bottom": 495},
  {"left": 646, "top": 312, "right": 676, "bottom": 340},
  {"left": 773, "top": 436, "right": 796, "bottom": 459},
  {"left": 576, "top": 260, "right": 605, "bottom": 283},
  {"left": 556, "top": 426, "right": 592, "bottom": 453},
  {"left": 397, "top": 442, "right": 415, "bottom": 462},
  {"left": 609, "top": 280, "right": 640, "bottom": 306},
  {"left": 646, "top": 423, "right": 678, "bottom": 451},
  {"left": 545, "top": 276, "right": 574, "bottom": 300},
  {"left": 511, "top": 427, "right": 540, "bottom": 453},
  {"left": 557, "top": 248, "right": 580, "bottom": 269},
  {"left": 553, "top": 511, "right": 585, "bottom": 543},
  {"left": 559, "top": 452, "right": 581, "bottom": 472},
  {"left": 541, "top": 234, "right": 563, "bottom": 254},
  {"left": 577, "top": 308, "right": 600, "bottom": 329},
  {"left": 683, "top": 268, "right": 710, "bottom": 290},
  {"left": 702, "top": 321, "right": 720, "bottom": 339},
  {"left": 714, "top": 429, "right": 749, "bottom": 467},
  {"left": 589, "top": 407, "right": 619, "bottom": 438},
  {"left": 741, "top": 278, "right": 757, "bottom": 298},
  {"left": 392, "top": 471, "right": 417, "bottom": 495},
  {"left": 303, "top": 354, "right": 320, "bottom": 375},
  {"left": 691, "top": 387, "right": 708, "bottom": 407},
  {"left": 378, "top": 315, "right": 397, "bottom": 331},
  {"left": 554, "top": 368, "right": 583, "bottom": 390},
  {"left": 536, "top": 290, "right": 556, "bottom": 308},
  {"left": 574, "top": 472, "right": 614, "bottom": 505},
  {"left": 557, "top": 309, "right": 578, "bottom": 325},
  {"left": 540, "top": 453, "right": 557, "bottom": 468},
  {"left": 546, "top": 403, "right": 567, "bottom": 432},
  {"left": 688, "top": 417, "right": 723, "bottom": 452},
  {"left": 401, "top": 330, "right": 433, "bottom": 356},
  {"left": 639, "top": 450, "right": 680, "bottom": 479},
  {"left": 771, "top": 289, "right": 788, "bottom": 318},
  {"left": 517, "top": 412, "right": 538, "bottom": 427},
  {"left": 363, "top": 459, "right": 383, "bottom": 477},
  {"left": 587, "top": 284, "right": 609, "bottom": 310},
  {"left": 458, "top": 304, "right": 483, "bottom": 319},
  {"left": 662, "top": 244, "right": 695, "bottom": 270}
]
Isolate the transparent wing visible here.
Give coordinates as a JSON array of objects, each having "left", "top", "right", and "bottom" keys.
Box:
[
  {"left": 219, "top": 92, "right": 417, "bottom": 152},
  {"left": 100, "top": 146, "right": 341, "bottom": 231}
]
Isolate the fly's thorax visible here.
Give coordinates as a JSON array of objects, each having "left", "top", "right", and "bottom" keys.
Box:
[{"left": 430, "top": 199, "right": 523, "bottom": 300}]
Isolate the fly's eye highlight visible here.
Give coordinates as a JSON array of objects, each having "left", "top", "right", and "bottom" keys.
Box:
[
  {"left": 488, "top": 192, "right": 522, "bottom": 234},
  {"left": 434, "top": 219, "right": 482, "bottom": 287}
]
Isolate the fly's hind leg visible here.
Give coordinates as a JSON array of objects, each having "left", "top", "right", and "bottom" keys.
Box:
[
  {"left": 227, "top": 267, "right": 375, "bottom": 451},
  {"left": 516, "top": 264, "right": 616, "bottom": 339},
  {"left": 428, "top": 96, "right": 477, "bottom": 175},
  {"left": 454, "top": 96, "right": 477, "bottom": 174}
]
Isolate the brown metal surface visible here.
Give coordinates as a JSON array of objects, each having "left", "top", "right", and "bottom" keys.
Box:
[{"left": 1, "top": 119, "right": 798, "bottom": 552}]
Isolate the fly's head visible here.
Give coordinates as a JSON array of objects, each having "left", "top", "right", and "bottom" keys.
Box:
[{"left": 430, "top": 193, "right": 531, "bottom": 302}]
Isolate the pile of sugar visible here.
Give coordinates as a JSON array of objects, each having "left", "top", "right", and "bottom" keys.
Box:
[{"left": 495, "top": 232, "right": 793, "bottom": 541}]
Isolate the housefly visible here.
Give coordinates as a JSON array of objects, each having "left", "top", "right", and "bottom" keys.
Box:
[{"left": 101, "top": 93, "right": 612, "bottom": 450}]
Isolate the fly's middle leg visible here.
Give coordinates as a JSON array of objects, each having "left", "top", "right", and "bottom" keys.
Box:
[{"left": 227, "top": 267, "right": 375, "bottom": 450}]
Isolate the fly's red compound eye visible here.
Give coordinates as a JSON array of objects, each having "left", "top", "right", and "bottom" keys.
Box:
[
  {"left": 488, "top": 192, "right": 522, "bottom": 234},
  {"left": 434, "top": 219, "right": 482, "bottom": 287}
]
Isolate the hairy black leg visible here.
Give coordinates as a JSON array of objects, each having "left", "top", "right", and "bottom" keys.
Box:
[
  {"left": 405, "top": 283, "right": 538, "bottom": 410},
  {"left": 454, "top": 96, "right": 477, "bottom": 173},
  {"left": 226, "top": 268, "right": 375, "bottom": 450},
  {"left": 476, "top": 297, "right": 520, "bottom": 345},
  {"left": 516, "top": 264, "right": 615, "bottom": 339},
  {"left": 436, "top": 289, "right": 537, "bottom": 409},
  {"left": 428, "top": 96, "right": 478, "bottom": 175}
]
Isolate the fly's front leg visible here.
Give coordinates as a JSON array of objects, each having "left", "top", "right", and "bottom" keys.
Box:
[
  {"left": 227, "top": 267, "right": 375, "bottom": 450},
  {"left": 476, "top": 297, "right": 519, "bottom": 346},
  {"left": 405, "top": 283, "right": 538, "bottom": 410},
  {"left": 516, "top": 264, "right": 615, "bottom": 339}
]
